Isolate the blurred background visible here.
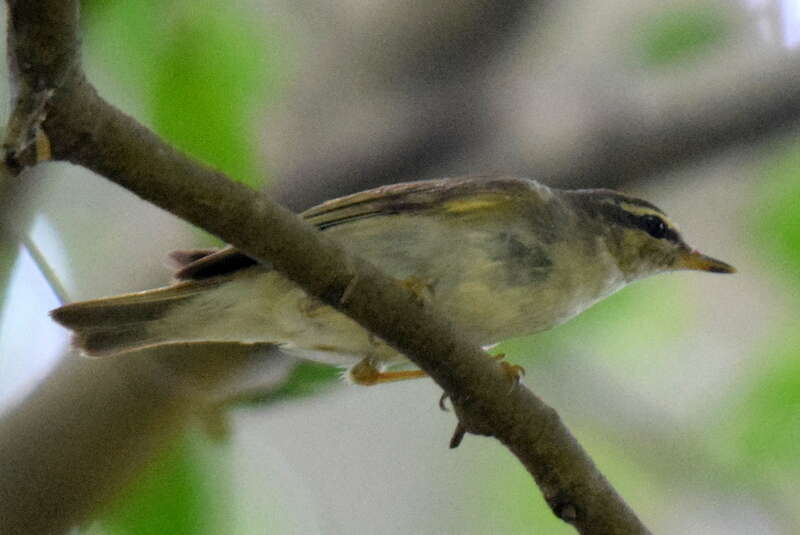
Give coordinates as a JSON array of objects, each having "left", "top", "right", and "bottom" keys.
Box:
[{"left": 1, "top": 0, "right": 800, "bottom": 533}]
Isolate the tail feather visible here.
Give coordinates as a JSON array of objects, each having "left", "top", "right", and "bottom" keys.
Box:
[
  {"left": 72, "top": 323, "right": 155, "bottom": 357},
  {"left": 50, "top": 278, "right": 224, "bottom": 357}
]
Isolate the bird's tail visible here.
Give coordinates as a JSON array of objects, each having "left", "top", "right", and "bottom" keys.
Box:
[{"left": 50, "top": 279, "right": 224, "bottom": 357}]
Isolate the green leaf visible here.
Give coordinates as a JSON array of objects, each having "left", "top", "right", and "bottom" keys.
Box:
[
  {"left": 84, "top": 1, "right": 286, "bottom": 188},
  {"left": 234, "top": 361, "right": 341, "bottom": 406},
  {"left": 94, "top": 432, "right": 229, "bottom": 535},
  {"left": 82, "top": 0, "right": 164, "bottom": 113},
  {"left": 498, "top": 277, "right": 691, "bottom": 367},
  {"left": 149, "top": 3, "right": 277, "bottom": 188},
  {"left": 754, "top": 145, "right": 800, "bottom": 283},
  {"left": 469, "top": 431, "right": 659, "bottom": 534},
  {"left": 635, "top": 6, "right": 729, "bottom": 68},
  {"left": 715, "top": 334, "right": 800, "bottom": 476},
  {"left": 704, "top": 142, "right": 800, "bottom": 485}
]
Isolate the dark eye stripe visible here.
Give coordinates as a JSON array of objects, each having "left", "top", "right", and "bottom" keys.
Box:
[
  {"left": 635, "top": 214, "right": 680, "bottom": 242},
  {"left": 661, "top": 227, "right": 680, "bottom": 242},
  {"left": 599, "top": 205, "right": 681, "bottom": 243}
]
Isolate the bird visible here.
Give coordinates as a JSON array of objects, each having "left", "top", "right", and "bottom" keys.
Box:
[{"left": 50, "top": 176, "right": 735, "bottom": 385}]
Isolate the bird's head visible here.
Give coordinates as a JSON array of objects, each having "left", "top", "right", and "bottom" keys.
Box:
[{"left": 567, "top": 189, "right": 735, "bottom": 281}]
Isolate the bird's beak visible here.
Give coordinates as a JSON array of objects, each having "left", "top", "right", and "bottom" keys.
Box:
[{"left": 674, "top": 249, "right": 736, "bottom": 274}]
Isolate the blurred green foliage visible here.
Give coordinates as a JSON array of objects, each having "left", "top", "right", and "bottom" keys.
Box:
[
  {"left": 83, "top": 0, "right": 282, "bottom": 188},
  {"left": 730, "top": 339, "right": 800, "bottom": 473},
  {"left": 500, "top": 276, "right": 691, "bottom": 370},
  {"left": 149, "top": 10, "right": 273, "bottom": 188},
  {"left": 634, "top": 5, "right": 730, "bottom": 68},
  {"left": 89, "top": 434, "right": 228, "bottom": 535},
  {"left": 475, "top": 432, "right": 661, "bottom": 535},
  {"left": 234, "top": 361, "right": 341, "bottom": 407},
  {"left": 712, "top": 144, "right": 800, "bottom": 493},
  {"left": 754, "top": 147, "right": 800, "bottom": 280}
]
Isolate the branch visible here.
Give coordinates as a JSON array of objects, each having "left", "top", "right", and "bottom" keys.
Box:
[
  {"left": 269, "top": 39, "right": 800, "bottom": 207},
  {"left": 533, "top": 52, "right": 800, "bottom": 189},
  {"left": 2, "top": 1, "right": 650, "bottom": 533},
  {"left": 0, "top": 343, "right": 273, "bottom": 534}
]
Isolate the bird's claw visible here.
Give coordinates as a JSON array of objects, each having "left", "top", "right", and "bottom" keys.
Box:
[
  {"left": 439, "top": 391, "right": 450, "bottom": 411},
  {"left": 441, "top": 353, "right": 525, "bottom": 448},
  {"left": 491, "top": 353, "right": 525, "bottom": 392}
]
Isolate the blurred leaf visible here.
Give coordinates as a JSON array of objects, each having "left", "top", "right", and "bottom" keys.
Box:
[
  {"left": 94, "top": 432, "right": 229, "bottom": 535},
  {"left": 471, "top": 432, "right": 659, "bottom": 535},
  {"left": 501, "top": 277, "right": 691, "bottom": 366},
  {"left": 754, "top": 145, "right": 800, "bottom": 282},
  {"left": 150, "top": 3, "right": 277, "bottom": 188},
  {"left": 234, "top": 361, "right": 341, "bottom": 406},
  {"left": 714, "top": 334, "right": 800, "bottom": 479},
  {"left": 472, "top": 449, "right": 572, "bottom": 534},
  {"left": 635, "top": 6, "right": 729, "bottom": 68},
  {"left": 83, "top": 0, "right": 164, "bottom": 110},
  {"left": 716, "top": 146, "right": 800, "bottom": 475},
  {"left": 567, "top": 278, "right": 690, "bottom": 360},
  {"left": 84, "top": 1, "right": 285, "bottom": 188}
]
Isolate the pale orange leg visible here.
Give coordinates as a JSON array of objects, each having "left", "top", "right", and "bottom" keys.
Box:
[
  {"left": 348, "top": 358, "right": 428, "bottom": 386},
  {"left": 369, "top": 369, "right": 429, "bottom": 384},
  {"left": 348, "top": 354, "right": 523, "bottom": 388}
]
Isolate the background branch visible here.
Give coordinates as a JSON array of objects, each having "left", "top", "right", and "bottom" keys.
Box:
[
  {"left": 533, "top": 52, "right": 800, "bottom": 189},
  {"left": 0, "top": 344, "right": 269, "bottom": 534},
  {"left": 1, "top": 1, "right": 649, "bottom": 534},
  {"left": 266, "top": 4, "right": 800, "bottom": 207}
]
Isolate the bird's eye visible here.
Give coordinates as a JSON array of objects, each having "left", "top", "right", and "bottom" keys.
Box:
[{"left": 640, "top": 215, "right": 667, "bottom": 239}]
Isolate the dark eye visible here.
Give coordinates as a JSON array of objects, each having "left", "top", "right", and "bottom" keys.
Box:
[{"left": 640, "top": 215, "right": 667, "bottom": 239}]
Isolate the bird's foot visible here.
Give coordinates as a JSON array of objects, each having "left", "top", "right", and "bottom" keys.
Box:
[{"left": 491, "top": 353, "right": 525, "bottom": 391}]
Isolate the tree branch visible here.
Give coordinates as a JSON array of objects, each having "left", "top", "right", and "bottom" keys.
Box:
[
  {"left": 2, "top": 1, "right": 650, "bottom": 533},
  {"left": 269, "top": 29, "right": 800, "bottom": 206},
  {"left": 533, "top": 53, "right": 800, "bottom": 189},
  {"left": 0, "top": 343, "right": 273, "bottom": 534}
]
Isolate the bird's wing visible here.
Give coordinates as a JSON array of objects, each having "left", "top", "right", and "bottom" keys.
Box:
[
  {"left": 302, "top": 175, "right": 530, "bottom": 228},
  {"left": 172, "top": 246, "right": 260, "bottom": 280},
  {"left": 173, "top": 176, "right": 531, "bottom": 280}
]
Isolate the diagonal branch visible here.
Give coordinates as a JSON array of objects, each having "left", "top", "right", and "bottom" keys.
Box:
[{"left": 1, "top": 1, "right": 650, "bottom": 533}]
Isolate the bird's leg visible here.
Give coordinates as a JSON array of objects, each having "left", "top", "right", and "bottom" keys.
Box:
[
  {"left": 348, "top": 358, "right": 428, "bottom": 386},
  {"left": 345, "top": 275, "right": 435, "bottom": 386},
  {"left": 344, "top": 275, "right": 435, "bottom": 387}
]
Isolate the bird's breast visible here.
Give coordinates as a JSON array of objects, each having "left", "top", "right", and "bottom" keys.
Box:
[{"left": 425, "top": 235, "right": 626, "bottom": 343}]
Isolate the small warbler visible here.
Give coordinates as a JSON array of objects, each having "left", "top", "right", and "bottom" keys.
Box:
[{"left": 51, "top": 176, "right": 734, "bottom": 384}]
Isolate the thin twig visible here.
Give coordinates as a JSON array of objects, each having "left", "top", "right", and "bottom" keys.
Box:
[{"left": 20, "top": 234, "right": 70, "bottom": 305}]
